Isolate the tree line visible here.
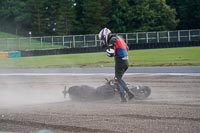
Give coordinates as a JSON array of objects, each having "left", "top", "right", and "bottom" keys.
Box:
[{"left": 0, "top": 0, "right": 199, "bottom": 36}]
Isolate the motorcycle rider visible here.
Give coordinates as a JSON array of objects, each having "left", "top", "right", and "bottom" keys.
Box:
[{"left": 98, "top": 27, "right": 134, "bottom": 102}]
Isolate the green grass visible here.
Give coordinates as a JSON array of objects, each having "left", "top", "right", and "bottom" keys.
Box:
[
  {"left": 129, "top": 47, "right": 200, "bottom": 66},
  {"left": 0, "top": 47, "right": 200, "bottom": 68},
  {"left": 0, "top": 32, "right": 20, "bottom": 38},
  {"left": 0, "top": 32, "right": 66, "bottom": 51}
]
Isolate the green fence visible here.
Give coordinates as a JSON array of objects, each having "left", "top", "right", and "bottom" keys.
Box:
[{"left": 0, "top": 29, "right": 200, "bottom": 51}]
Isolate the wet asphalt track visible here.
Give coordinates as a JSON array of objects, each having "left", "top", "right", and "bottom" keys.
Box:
[{"left": 0, "top": 66, "right": 200, "bottom": 133}]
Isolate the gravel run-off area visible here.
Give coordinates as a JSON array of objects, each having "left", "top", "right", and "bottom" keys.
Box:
[{"left": 0, "top": 73, "right": 200, "bottom": 133}]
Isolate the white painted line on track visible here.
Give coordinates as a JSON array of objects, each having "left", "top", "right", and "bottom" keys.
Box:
[{"left": 0, "top": 73, "right": 199, "bottom": 76}]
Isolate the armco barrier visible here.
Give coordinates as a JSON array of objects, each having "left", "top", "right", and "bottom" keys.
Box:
[
  {"left": 20, "top": 40, "right": 200, "bottom": 57},
  {"left": 128, "top": 41, "right": 200, "bottom": 50},
  {"left": 21, "top": 47, "right": 103, "bottom": 57},
  {"left": 8, "top": 51, "right": 21, "bottom": 58},
  {"left": 0, "top": 52, "right": 8, "bottom": 58}
]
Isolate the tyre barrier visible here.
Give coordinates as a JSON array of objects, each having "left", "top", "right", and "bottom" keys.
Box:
[
  {"left": 0, "top": 52, "right": 8, "bottom": 58},
  {"left": 0, "top": 51, "right": 21, "bottom": 58},
  {"left": 21, "top": 47, "right": 103, "bottom": 57},
  {"left": 8, "top": 51, "right": 21, "bottom": 58},
  {"left": 128, "top": 41, "right": 200, "bottom": 50}
]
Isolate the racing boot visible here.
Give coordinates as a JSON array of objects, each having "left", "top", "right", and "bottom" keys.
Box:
[
  {"left": 127, "top": 91, "right": 134, "bottom": 100},
  {"left": 123, "top": 87, "right": 134, "bottom": 100},
  {"left": 118, "top": 79, "right": 134, "bottom": 101},
  {"left": 120, "top": 93, "right": 127, "bottom": 103}
]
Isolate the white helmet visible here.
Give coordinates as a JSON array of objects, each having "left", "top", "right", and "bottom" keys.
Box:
[{"left": 98, "top": 28, "right": 111, "bottom": 47}]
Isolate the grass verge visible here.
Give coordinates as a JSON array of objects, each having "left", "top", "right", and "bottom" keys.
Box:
[{"left": 0, "top": 47, "right": 200, "bottom": 68}]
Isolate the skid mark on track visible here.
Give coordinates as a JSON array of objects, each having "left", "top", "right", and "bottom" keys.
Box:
[
  {"left": 120, "top": 114, "right": 200, "bottom": 122},
  {"left": 0, "top": 118, "right": 122, "bottom": 133}
]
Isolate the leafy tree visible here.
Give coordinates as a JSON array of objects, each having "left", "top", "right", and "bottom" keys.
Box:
[
  {"left": 167, "top": 0, "right": 200, "bottom": 29},
  {"left": 0, "top": 0, "right": 193, "bottom": 36},
  {"left": 106, "top": 0, "right": 178, "bottom": 33},
  {"left": 74, "top": 0, "right": 110, "bottom": 34},
  {"left": 108, "top": 0, "right": 128, "bottom": 33},
  {"left": 56, "top": 0, "right": 76, "bottom": 35},
  {"left": 43, "top": 0, "right": 60, "bottom": 35},
  {"left": 73, "top": 0, "right": 84, "bottom": 34},
  {"left": 125, "top": 0, "right": 178, "bottom": 32},
  {"left": 83, "top": 0, "right": 109, "bottom": 34},
  {"left": 29, "top": 0, "right": 76, "bottom": 36},
  {"left": 29, "top": 0, "right": 46, "bottom": 36},
  {"left": 0, "top": 0, "right": 30, "bottom": 35}
]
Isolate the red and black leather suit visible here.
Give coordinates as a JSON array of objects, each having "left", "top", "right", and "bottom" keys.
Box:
[{"left": 107, "top": 34, "right": 134, "bottom": 101}]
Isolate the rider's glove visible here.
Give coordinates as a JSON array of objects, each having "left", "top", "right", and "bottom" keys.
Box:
[{"left": 106, "top": 48, "right": 114, "bottom": 57}]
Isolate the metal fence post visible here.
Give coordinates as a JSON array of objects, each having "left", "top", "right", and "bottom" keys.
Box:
[
  {"left": 29, "top": 37, "right": 31, "bottom": 49},
  {"left": 73, "top": 35, "right": 75, "bottom": 48},
  {"left": 178, "top": 30, "right": 180, "bottom": 42},
  {"left": 95, "top": 35, "right": 97, "bottom": 46},
  {"left": 84, "top": 35, "right": 86, "bottom": 47},
  {"left": 157, "top": 32, "right": 159, "bottom": 43},
  {"left": 136, "top": 32, "right": 138, "bottom": 43},
  {"left": 62, "top": 36, "right": 65, "bottom": 46},
  {"left": 189, "top": 30, "right": 191, "bottom": 41},
  {"left": 168, "top": 31, "right": 170, "bottom": 42},
  {"left": 125, "top": 33, "right": 128, "bottom": 44},
  {"left": 40, "top": 37, "right": 43, "bottom": 48},
  {"left": 51, "top": 36, "right": 53, "bottom": 47},
  {"left": 18, "top": 38, "right": 20, "bottom": 50},
  {"left": 6, "top": 38, "right": 9, "bottom": 51}
]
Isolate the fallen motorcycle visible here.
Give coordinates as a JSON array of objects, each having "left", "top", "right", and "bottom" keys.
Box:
[{"left": 63, "top": 78, "right": 151, "bottom": 101}]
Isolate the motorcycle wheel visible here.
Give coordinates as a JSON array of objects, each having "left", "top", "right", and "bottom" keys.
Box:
[{"left": 130, "top": 85, "right": 151, "bottom": 100}]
